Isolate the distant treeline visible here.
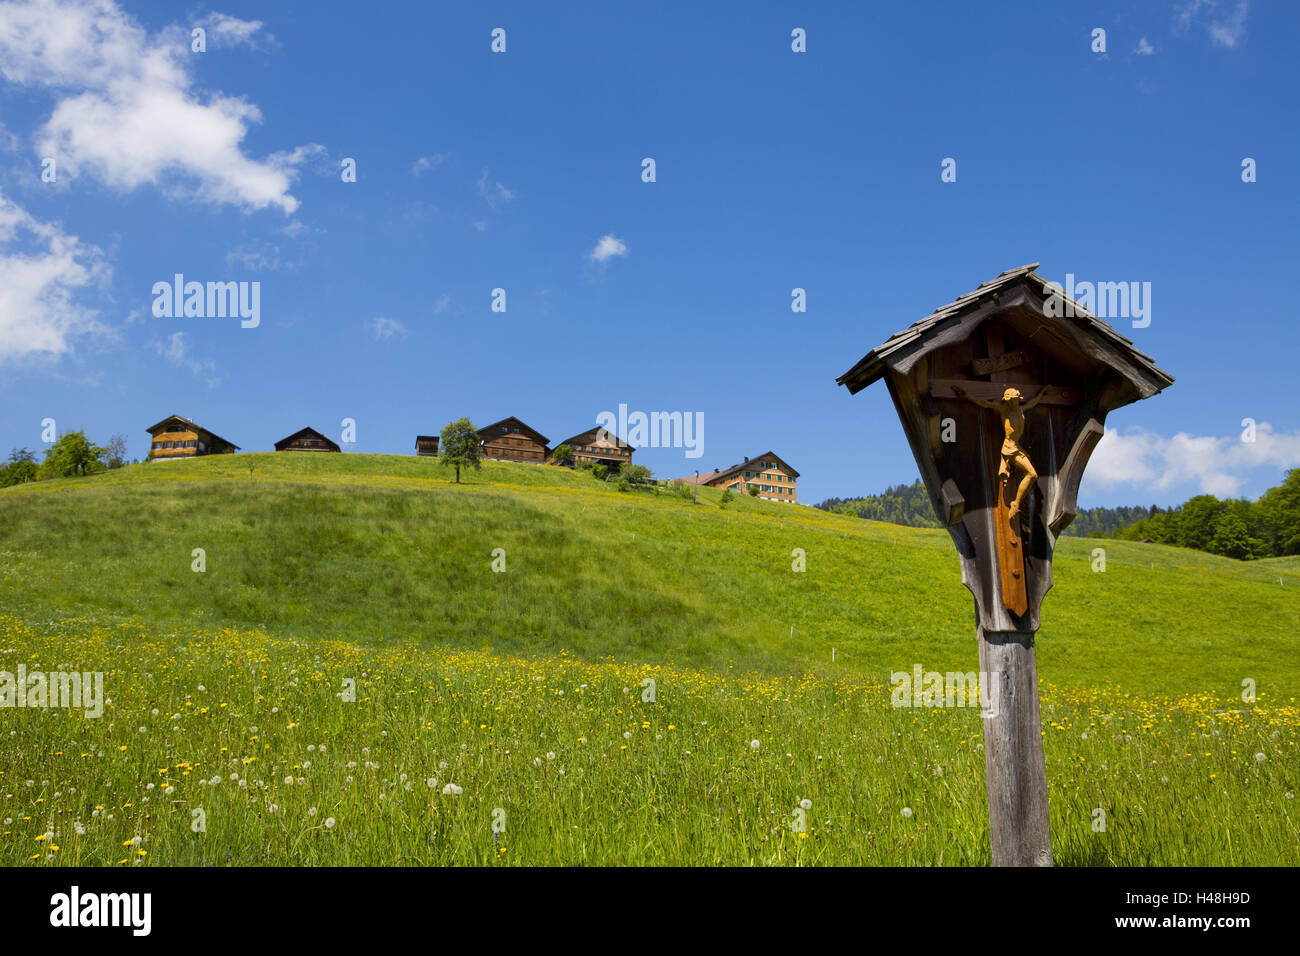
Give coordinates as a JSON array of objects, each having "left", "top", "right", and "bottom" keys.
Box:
[
  {"left": 813, "top": 479, "right": 1146, "bottom": 536},
  {"left": 816, "top": 470, "right": 1300, "bottom": 559}
]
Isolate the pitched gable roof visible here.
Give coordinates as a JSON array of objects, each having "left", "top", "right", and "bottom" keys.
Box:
[
  {"left": 477, "top": 416, "right": 549, "bottom": 446},
  {"left": 274, "top": 426, "right": 340, "bottom": 452},
  {"left": 835, "top": 263, "right": 1174, "bottom": 409},
  {"left": 680, "top": 451, "right": 799, "bottom": 484},
  {"left": 558, "top": 426, "right": 635, "bottom": 450}
]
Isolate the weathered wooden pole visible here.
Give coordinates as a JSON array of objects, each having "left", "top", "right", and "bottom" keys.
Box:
[
  {"left": 979, "top": 629, "right": 1052, "bottom": 866},
  {"left": 836, "top": 264, "right": 1173, "bottom": 867}
]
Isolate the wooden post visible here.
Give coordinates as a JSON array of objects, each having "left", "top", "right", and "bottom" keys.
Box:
[{"left": 978, "top": 628, "right": 1052, "bottom": 866}]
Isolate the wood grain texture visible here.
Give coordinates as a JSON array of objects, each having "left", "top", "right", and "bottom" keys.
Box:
[{"left": 979, "top": 628, "right": 1053, "bottom": 867}]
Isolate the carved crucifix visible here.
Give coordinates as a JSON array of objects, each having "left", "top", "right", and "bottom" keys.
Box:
[{"left": 947, "top": 381, "right": 1053, "bottom": 616}]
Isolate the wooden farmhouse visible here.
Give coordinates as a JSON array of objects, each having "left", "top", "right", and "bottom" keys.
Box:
[
  {"left": 146, "top": 414, "right": 239, "bottom": 459},
  {"left": 555, "top": 426, "right": 634, "bottom": 472},
  {"left": 415, "top": 435, "right": 440, "bottom": 456},
  {"left": 678, "top": 452, "right": 800, "bottom": 502},
  {"left": 274, "top": 427, "right": 340, "bottom": 453},
  {"left": 478, "top": 417, "right": 550, "bottom": 463}
]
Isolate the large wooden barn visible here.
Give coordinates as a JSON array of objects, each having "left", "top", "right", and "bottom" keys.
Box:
[
  {"left": 146, "top": 414, "right": 239, "bottom": 459},
  {"left": 678, "top": 452, "right": 800, "bottom": 503},
  {"left": 478, "top": 417, "right": 550, "bottom": 463},
  {"left": 274, "top": 427, "right": 340, "bottom": 452},
  {"left": 555, "top": 426, "right": 634, "bottom": 473}
]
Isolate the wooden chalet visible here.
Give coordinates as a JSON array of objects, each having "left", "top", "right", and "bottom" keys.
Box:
[
  {"left": 274, "top": 427, "right": 340, "bottom": 453},
  {"left": 415, "top": 435, "right": 440, "bottom": 456},
  {"left": 478, "top": 417, "right": 550, "bottom": 464},
  {"left": 554, "top": 426, "right": 634, "bottom": 472},
  {"left": 146, "top": 414, "right": 239, "bottom": 459},
  {"left": 678, "top": 452, "right": 799, "bottom": 502}
]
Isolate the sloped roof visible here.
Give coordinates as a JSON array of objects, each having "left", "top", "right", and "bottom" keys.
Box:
[
  {"left": 477, "top": 416, "right": 549, "bottom": 446},
  {"left": 679, "top": 451, "right": 799, "bottom": 484},
  {"left": 559, "top": 426, "right": 635, "bottom": 450},
  {"left": 274, "top": 426, "right": 340, "bottom": 452},
  {"left": 145, "top": 414, "right": 240, "bottom": 450},
  {"left": 835, "top": 264, "right": 1174, "bottom": 402}
]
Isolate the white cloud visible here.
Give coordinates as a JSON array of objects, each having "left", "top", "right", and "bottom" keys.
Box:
[
  {"left": 1135, "top": 37, "right": 1155, "bottom": 55},
  {"left": 412, "top": 153, "right": 447, "bottom": 176},
  {"left": 476, "top": 167, "right": 514, "bottom": 207},
  {"left": 0, "top": 188, "right": 107, "bottom": 362},
  {"left": 366, "top": 316, "right": 408, "bottom": 341},
  {"left": 1175, "top": 0, "right": 1249, "bottom": 49},
  {"left": 151, "top": 330, "right": 219, "bottom": 386},
  {"left": 195, "top": 13, "right": 271, "bottom": 50},
  {"left": 1088, "top": 423, "right": 1300, "bottom": 498},
  {"left": 433, "top": 294, "right": 450, "bottom": 314},
  {"left": 588, "top": 234, "right": 628, "bottom": 264},
  {"left": 225, "top": 241, "right": 289, "bottom": 271},
  {"left": 0, "top": 0, "right": 317, "bottom": 213}
]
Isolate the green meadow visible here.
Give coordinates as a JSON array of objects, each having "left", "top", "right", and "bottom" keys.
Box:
[{"left": 0, "top": 453, "right": 1296, "bottom": 865}]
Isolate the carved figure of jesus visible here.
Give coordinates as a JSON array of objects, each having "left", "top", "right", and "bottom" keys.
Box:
[{"left": 951, "top": 384, "right": 1046, "bottom": 521}]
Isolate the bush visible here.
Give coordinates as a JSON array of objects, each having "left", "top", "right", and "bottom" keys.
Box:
[
  {"left": 621, "top": 463, "right": 653, "bottom": 486},
  {"left": 592, "top": 463, "right": 608, "bottom": 481},
  {"left": 616, "top": 476, "right": 630, "bottom": 493},
  {"left": 720, "top": 488, "right": 735, "bottom": 509}
]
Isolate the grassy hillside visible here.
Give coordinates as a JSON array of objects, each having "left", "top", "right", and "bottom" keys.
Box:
[
  {"left": 0, "top": 453, "right": 1296, "bottom": 866},
  {"left": 2, "top": 451, "right": 1298, "bottom": 696}
]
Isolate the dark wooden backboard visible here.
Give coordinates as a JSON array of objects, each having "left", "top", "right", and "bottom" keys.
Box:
[{"left": 884, "top": 308, "right": 1117, "bottom": 633}]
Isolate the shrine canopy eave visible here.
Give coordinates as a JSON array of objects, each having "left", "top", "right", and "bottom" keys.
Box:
[{"left": 835, "top": 264, "right": 1175, "bottom": 411}]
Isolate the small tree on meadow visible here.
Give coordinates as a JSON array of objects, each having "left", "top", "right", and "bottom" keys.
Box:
[
  {"left": 552, "top": 444, "right": 574, "bottom": 466},
  {"left": 39, "top": 430, "right": 105, "bottom": 478},
  {"left": 720, "top": 488, "right": 735, "bottom": 509},
  {"left": 439, "top": 418, "right": 480, "bottom": 484},
  {"left": 103, "top": 434, "right": 129, "bottom": 469}
]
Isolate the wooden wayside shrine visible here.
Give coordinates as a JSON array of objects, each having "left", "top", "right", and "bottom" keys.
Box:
[{"left": 837, "top": 263, "right": 1174, "bottom": 866}]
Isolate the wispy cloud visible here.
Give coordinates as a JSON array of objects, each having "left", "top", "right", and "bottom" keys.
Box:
[
  {"left": 226, "top": 241, "right": 293, "bottom": 271},
  {"left": 195, "top": 12, "right": 274, "bottom": 50},
  {"left": 587, "top": 234, "right": 628, "bottom": 264},
  {"left": 0, "top": 0, "right": 319, "bottom": 213},
  {"left": 412, "top": 154, "right": 448, "bottom": 176},
  {"left": 366, "top": 316, "right": 408, "bottom": 341},
  {"left": 1175, "top": 0, "right": 1249, "bottom": 49},
  {"left": 433, "top": 294, "right": 450, "bottom": 314},
  {"left": 151, "top": 331, "right": 219, "bottom": 386},
  {"left": 1088, "top": 423, "right": 1300, "bottom": 498},
  {"left": 1135, "top": 37, "right": 1155, "bottom": 55},
  {"left": 476, "top": 168, "right": 514, "bottom": 208},
  {"left": 0, "top": 188, "right": 108, "bottom": 363}
]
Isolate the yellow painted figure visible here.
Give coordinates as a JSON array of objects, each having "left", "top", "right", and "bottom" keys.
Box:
[{"left": 951, "top": 384, "right": 1046, "bottom": 521}]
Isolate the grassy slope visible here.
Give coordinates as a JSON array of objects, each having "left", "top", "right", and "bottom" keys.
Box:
[{"left": 2, "top": 452, "right": 1297, "bottom": 698}]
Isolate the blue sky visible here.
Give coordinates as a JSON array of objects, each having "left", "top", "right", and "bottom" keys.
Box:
[{"left": 1, "top": 0, "right": 1296, "bottom": 506}]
